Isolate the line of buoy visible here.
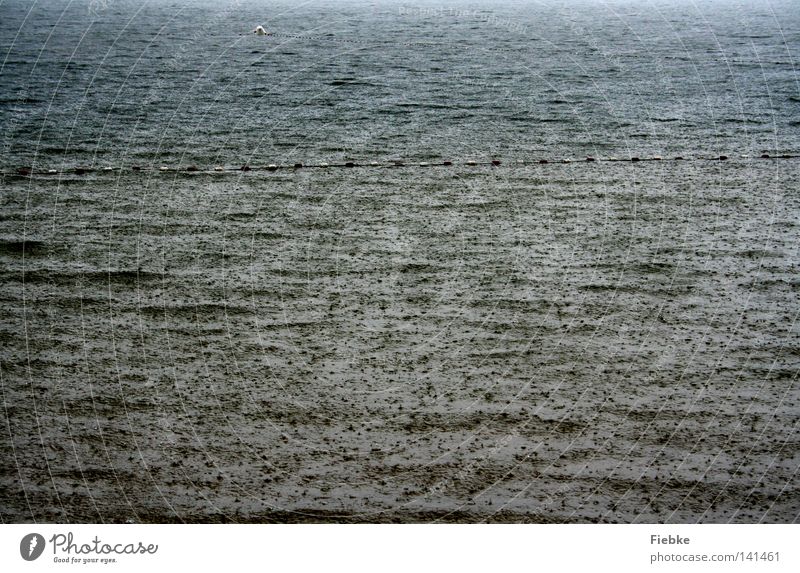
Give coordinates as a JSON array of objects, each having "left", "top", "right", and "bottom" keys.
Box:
[
  {"left": 3, "top": 153, "right": 797, "bottom": 177},
  {"left": 266, "top": 31, "right": 462, "bottom": 49}
]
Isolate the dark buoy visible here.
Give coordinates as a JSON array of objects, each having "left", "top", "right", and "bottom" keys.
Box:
[
  {"left": 718, "top": 155, "right": 728, "bottom": 161},
  {"left": 74, "top": 167, "right": 87, "bottom": 175},
  {"left": 491, "top": 159, "right": 501, "bottom": 166},
  {"left": 132, "top": 165, "right": 141, "bottom": 171},
  {"left": 539, "top": 159, "right": 548, "bottom": 164},
  {"left": 631, "top": 157, "right": 640, "bottom": 162},
  {"left": 267, "top": 164, "right": 278, "bottom": 171},
  {"left": 443, "top": 160, "right": 452, "bottom": 166},
  {"left": 761, "top": 153, "right": 770, "bottom": 159},
  {"left": 240, "top": 164, "right": 251, "bottom": 171},
  {"left": 186, "top": 165, "right": 199, "bottom": 172},
  {"left": 345, "top": 161, "right": 355, "bottom": 168},
  {"left": 294, "top": 163, "right": 303, "bottom": 169},
  {"left": 585, "top": 156, "right": 595, "bottom": 162},
  {"left": 17, "top": 167, "right": 31, "bottom": 176},
  {"left": 674, "top": 156, "right": 684, "bottom": 161}
]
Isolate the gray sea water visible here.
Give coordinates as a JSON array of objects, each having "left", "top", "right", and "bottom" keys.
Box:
[
  {"left": 1, "top": 0, "right": 799, "bottom": 167},
  {"left": 1, "top": 0, "right": 799, "bottom": 524}
]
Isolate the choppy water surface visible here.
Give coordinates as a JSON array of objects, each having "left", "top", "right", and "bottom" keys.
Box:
[
  {"left": 0, "top": 0, "right": 798, "bottom": 523},
  {"left": 2, "top": 0, "right": 799, "bottom": 166}
]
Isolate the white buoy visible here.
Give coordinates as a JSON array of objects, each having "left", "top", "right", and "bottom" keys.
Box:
[
  {"left": 160, "top": 166, "right": 169, "bottom": 171},
  {"left": 254, "top": 25, "right": 268, "bottom": 35},
  {"left": 320, "top": 162, "right": 329, "bottom": 168},
  {"left": 214, "top": 166, "right": 224, "bottom": 171}
]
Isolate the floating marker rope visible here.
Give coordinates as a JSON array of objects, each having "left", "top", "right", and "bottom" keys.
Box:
[
  {"left": 2, "top": 153, "right": 797, "bottom": 177},
  {"left": 264, "top": 32, "right": 469, "bottom": 48}
]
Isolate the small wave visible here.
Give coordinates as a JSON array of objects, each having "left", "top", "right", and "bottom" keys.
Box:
[
  {"left": 0, "top": 239, "right": 45, "bottom": 256},
  {"left": 723, "top": 118, "right": 765, "bottom": 125},
  {"left": 0, "top": 268, "right": 164, "bottom": 285},
  {"left": 0, "top": 97, "right": 45, "bottom": 105},
  {"left": 137, "top": 302, "right": 250, "bottom": 316},
  {"left": 395, "top": 102, "right": 453, "bottom": 109}
]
